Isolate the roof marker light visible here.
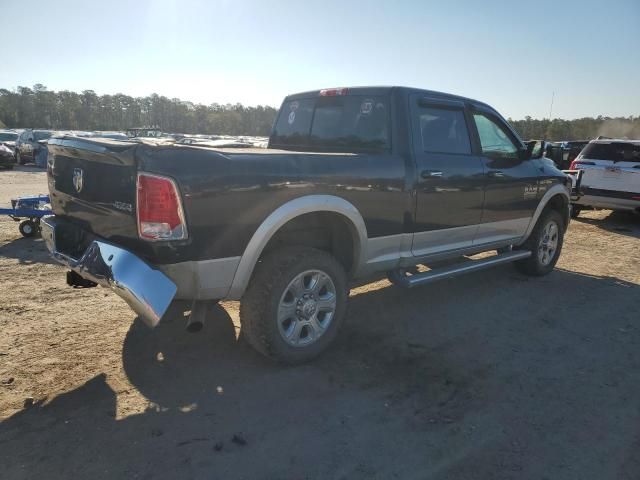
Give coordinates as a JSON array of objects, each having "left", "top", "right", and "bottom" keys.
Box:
[{"left": 319, "top": 88, "right": 349, "bottom": 96}]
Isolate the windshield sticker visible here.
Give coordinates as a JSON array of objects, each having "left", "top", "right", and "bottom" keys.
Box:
[
  {"left": 360, "top": 99, "right": 374, "bottom": 115},
  {"left": 290, "top": 101, "right": 299, "bottom": 111},
  {"left": 288, "top": 110, "right": 296, "bottom": 125}
]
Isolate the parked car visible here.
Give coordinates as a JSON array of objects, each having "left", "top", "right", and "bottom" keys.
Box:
[
  {"left": 0, "top": 130, "right": 19, "bottom": 150},
  {"left": 0, "top": 143, "right": 16, "bottom": 169},
  {"left": 569, "top": 139, "right": 640, "bottom": 217},
  {"left": 545, "top": 141, "right": 589, "bottom": 169},
  {"left": 42, "top": 86, "right": 571, "bottom": 363},
  {"left": 0, "top": 130, "right": 19, "bottom": 168},
  {"left": 15, "top": 129, "right": 55, "bottom": 166},
  {"left": 92, "top": 131, "right": 129, "bottom": 140}
]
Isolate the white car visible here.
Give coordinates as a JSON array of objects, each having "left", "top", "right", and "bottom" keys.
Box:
[{"left": 569, "top": 139, "right": 640, "bottom": 217}]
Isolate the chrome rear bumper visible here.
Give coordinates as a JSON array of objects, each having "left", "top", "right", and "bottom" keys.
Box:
[{"left": 41, "top": 216, "right": 177, "bottom": 327}]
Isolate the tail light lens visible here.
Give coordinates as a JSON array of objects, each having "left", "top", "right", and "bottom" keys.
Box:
[
  {"left": 569, "top": 158, "right": 595, "bottom": 170},
  {"left": 137, "top": 173, "right": 187, "bottom": 241}
]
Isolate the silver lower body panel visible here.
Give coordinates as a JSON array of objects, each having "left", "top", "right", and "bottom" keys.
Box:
[{"left": 573, "top": 194, "right": 640, "bottom": 212}]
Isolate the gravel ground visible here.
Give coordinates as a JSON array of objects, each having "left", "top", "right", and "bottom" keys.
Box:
[{"left": 0, "top": 166, "right": 639, "bottom": 480}]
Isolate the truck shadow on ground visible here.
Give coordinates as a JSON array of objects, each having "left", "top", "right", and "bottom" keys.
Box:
[
  {"left": 0, "top": 234, "right": 57, "bottom": 265},
  {"left": 1, "top": 267, "right": 640, "bottom": 479},
  {"left": 573, "top": 210, "right": 640, "bottom": 239}
]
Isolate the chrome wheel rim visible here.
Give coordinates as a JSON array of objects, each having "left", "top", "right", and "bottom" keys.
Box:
[
  {"left": 538, "top": 220, "right": 559, "bottom": 266},
  {"left": 277, "top": 269, "right": 337, "bottom": 347}
]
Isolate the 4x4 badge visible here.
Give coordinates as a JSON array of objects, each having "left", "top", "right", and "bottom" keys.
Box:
[{"left": 73, "top": 168, "right": 84, "bottom": 193}]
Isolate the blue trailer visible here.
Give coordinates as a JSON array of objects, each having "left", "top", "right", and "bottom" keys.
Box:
[{"left": 0, "top": 194, "right": 52, "bottom": 237}]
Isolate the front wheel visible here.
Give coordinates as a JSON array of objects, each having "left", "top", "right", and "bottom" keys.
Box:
[
  {"left": 19, "top": 219, "right": 37, "bottom": 237},
  {"left": 240, "top": 247, "right": 348, "bottom": 364},
  {"left": 515, "top": 209, "right": 564, "bottom": 276}
]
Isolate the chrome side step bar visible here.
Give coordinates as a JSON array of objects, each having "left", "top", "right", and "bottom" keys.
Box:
[{"left": 387, "top": 250, "right": 531, "bottom": 288}]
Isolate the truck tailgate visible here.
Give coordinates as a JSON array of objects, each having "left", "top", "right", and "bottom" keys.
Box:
[
  {"left": 47, "top": 136, "right": 140, "bottom": 241},
  {"left": 581, "top": 160, "right": 640, "bottom": 193}
]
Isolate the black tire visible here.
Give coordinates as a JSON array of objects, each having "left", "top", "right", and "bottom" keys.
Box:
[
  {"left": 570, "top": 205, "right": 581, "bottom": 218},
  {"left": 240, "top": 247, "right": 348, "bottom": 364},
  {"left": 19, "top": 220, "right": 37, "bottom": 238},
  {"left": 515, "top": 209, "right": 564, "bottom": 276}
]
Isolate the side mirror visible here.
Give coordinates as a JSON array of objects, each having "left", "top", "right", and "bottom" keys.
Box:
[{"left": 523, "top": 140, "right": 545, "bottom": 160}]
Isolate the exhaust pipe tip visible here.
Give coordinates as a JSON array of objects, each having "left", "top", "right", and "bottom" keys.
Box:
[{"left": 185, "top": 300, "right": 216, "bottom": 333}]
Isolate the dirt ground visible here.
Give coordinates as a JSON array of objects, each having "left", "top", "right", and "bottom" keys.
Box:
[{"left": 1, "top": 166, "right": 639, "bottom": 480}]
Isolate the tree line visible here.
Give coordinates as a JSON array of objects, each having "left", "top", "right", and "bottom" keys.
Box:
[
  {"left": 0, "top": 84, "right": 638, "bottom": 140},
  {"left": 0, "top": 84, "right": 278, "bottom": 136},
  {"left": 508, "top": 116, "right": 640, "bottom": 142}
]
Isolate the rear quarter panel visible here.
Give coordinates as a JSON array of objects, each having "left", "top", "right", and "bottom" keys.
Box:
[{"left": 137, "top": 145, "right": 412, "bottom": 262}]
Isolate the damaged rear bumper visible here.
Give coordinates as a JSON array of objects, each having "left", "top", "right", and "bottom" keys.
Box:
[{"left": 41, "top": 216, "right": 177, "bottom": 328}]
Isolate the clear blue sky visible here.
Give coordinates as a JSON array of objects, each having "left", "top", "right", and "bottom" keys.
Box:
[{"left": 2, "top": 0, "right": 638, "bottom": 119}]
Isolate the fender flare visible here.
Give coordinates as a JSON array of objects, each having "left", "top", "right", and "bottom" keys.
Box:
[
  {"left": 226, "top": 195, "right": 368, "bottom": 299},
  {"left": 519, "top": 183, "right": 570, "bottom": 243}
]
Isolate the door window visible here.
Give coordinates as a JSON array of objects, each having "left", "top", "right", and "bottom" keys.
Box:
[
  {"left": 473, "top": 113, "right": 519, "bottom": 159},
  {"left": 417, "top": 107, "right": 471, "bottom": 155}
]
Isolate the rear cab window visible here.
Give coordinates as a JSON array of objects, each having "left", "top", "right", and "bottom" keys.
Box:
[{"left": 270, "top": 93, "right": 390, "bottom": 152}]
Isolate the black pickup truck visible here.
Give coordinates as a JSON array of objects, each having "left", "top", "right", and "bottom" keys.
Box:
[{"left": 42, "top": 86, "right": 571, "bottom": 363}]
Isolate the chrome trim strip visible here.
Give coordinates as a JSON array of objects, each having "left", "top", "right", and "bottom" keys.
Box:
[
  {"left": 227, "top": 195, "right": 368, "bottom": 300},
  {"left": 41, "top": 216, "right": 177, "bottom": 328}
]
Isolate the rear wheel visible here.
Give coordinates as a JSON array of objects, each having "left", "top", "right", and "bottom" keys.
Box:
[
  {"left": 240, "top": 247, "right": 348, "bottom": 364},
  {"left": 515, "top": 209, "right": 564, "bottom": 276}
]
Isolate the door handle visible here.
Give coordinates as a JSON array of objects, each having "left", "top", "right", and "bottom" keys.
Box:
[
  {"left": 487, "top": 170, "right": 505, "bottom": 178},
  {"left": 421, "top": 170, "right": 443, "bottom": 178}
]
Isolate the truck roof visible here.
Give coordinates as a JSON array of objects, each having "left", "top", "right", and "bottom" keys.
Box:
[{"left": 285, "top": 86, "right": 495, "bottom": 111}]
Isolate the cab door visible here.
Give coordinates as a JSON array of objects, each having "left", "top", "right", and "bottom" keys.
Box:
[
  {"left": 469, "top": 109, "right": 541, "bottom": 244},
  {"left": 410, "top": 95, "right": 485, "bottom": 256}
]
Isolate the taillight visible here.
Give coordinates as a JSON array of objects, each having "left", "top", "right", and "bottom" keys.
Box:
[
  {"left": 569, "top": 159, "right": 595, "bottom": 170},
  {"left": 136, "top": 173, "right": 187, "bottom": 241}
]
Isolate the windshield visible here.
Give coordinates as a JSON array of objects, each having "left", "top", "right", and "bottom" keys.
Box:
[
  {"left": 0, "top": 132, "right": 18, "bottom": 142},
  {"left": 581, "top": 142, "right": 640, "bottom": 163},
  {"left": 271, "top": 95, "right": 390, "bottom": 152},
  {"left": 34, "top": 131, "right": 53, "bottom": 141}
]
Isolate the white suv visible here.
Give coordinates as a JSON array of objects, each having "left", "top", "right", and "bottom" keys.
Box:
[{"left": 569, "top": 139, "right": 640, "bottom": 217}]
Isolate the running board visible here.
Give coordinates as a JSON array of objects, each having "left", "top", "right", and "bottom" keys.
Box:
[{"left": 387, "top": 250, "right": 531, "bottom": 288}]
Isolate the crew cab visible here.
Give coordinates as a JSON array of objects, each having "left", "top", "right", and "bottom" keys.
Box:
[
  {"left": 42, "top": 86, "right": 571, "bottom": 363},
  {"left": 569, "top": 139, "right": 640, "bottom": 217}
]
